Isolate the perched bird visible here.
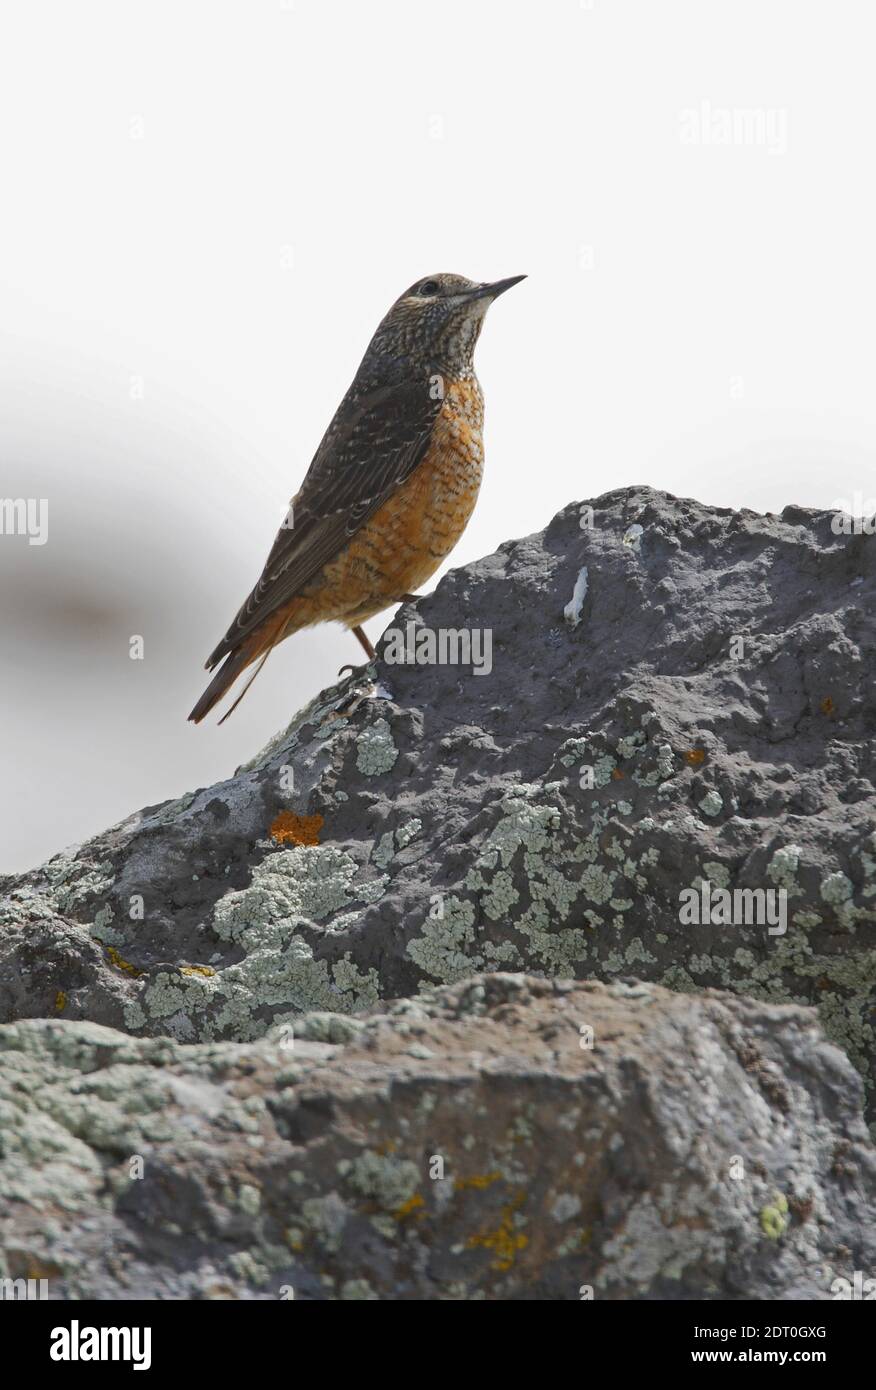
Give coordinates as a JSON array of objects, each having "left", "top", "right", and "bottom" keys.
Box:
[{"left": 188, "top": 271, "right": 525, "bottom": 723}]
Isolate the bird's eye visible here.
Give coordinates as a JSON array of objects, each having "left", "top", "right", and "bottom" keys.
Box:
[{"left": 418, "top": 280, "right": 440, "bottom": 296}]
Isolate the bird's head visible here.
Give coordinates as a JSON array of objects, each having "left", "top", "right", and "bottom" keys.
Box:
[{"left": 371, "top": 272, "right": 526, "bottom": 373}]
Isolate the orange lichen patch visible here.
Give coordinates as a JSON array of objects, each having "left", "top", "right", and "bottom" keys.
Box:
[
  {"left": 684, "top": 748, "right": 706, "bottom": 766},
  {"left": 22, "top": 1256, "right": 61, "bottom": 1280},
  {"left": 180, "top": 965, "right": 215, "bottom": 978},
  {"left": 393, "top": 1193, "right": 425, "bottom": 1220},
  {"left": 820, "top": 696, "right": 835, "bottom": 717},
  {"left": 106, "top": 946, "right": 141, "bottom": 977},
  {"left": 453, "top": 1171, "right": 502, "bottom": 1193},
  {"left": 466, "top": 1190, "right": 528, "bottom": 1271},
  {"left": 270, "top": 811, "right": 324, "bottom": 846},
  {"left": 611, "top": 767, "right": 625, "bottom": 781},
  {"left": 54, "top": 990, "right": 67, "bottom": 1013}
]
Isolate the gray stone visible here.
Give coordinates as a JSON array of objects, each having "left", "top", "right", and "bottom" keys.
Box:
[
  {"left": 2, "top": 488, "right": 873, "bottom": 1113},
  {"left": 0, "top": 975, "right": 871, "bottom": 1300},
  {"left": 1, "top": 487, "right": 874, "bottom": 1298}
]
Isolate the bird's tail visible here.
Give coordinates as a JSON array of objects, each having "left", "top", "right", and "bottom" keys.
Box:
[
  {"left": 187, "top": 646, "right": 257, "bottom": 724},
  {"left": 188, "top": 615, "right": 292, "bottom": 724}
]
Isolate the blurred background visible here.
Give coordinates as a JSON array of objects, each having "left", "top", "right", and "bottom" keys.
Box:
[{"left": 2, "top": 0, "right": 874, "bottom": 871}]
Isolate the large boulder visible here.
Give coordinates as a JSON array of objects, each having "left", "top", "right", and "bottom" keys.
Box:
[
  {"left": 1, "top": 975, "right": 872, "bottom": 1300},
  {"left": 2, "top": 487, "right": 873, "bottom": 1118}
]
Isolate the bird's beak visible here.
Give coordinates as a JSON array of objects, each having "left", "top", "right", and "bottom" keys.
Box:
[{"left": 466, "top": 274, "right": 527, "bottom": 302}]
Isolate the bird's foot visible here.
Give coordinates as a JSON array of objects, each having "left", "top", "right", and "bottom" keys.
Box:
[
  {"left": 337, "top": 660, "right": 374, "bottom": 681},
  {"left": 398, "top": 592, "right": 422, "bottom": 603},
  {"left": 329, "top": 665, "right": 394, "bottom": 719}
]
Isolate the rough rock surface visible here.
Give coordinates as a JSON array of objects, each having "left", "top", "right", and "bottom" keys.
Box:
[
  {"left": 1, "top": 975, "right": 873, "bottom": 1300},
  {"left": 2, "top": 487, "right": 875, "bottom": 1300},
  {"left": 2, "top": 488, "right": 874, "bottom": 1113}
]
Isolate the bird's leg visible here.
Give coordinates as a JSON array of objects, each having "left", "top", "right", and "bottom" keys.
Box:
[
  {"left": 352, "top": 625, "right": 376, "bottom": 660},
  {"left": 398, "top": 592, "right": 422, "bottom": 603}
]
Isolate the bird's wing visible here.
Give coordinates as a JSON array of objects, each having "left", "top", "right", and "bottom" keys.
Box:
[{"left": 206, "top": 368, "right": 441, "bottom": 668}]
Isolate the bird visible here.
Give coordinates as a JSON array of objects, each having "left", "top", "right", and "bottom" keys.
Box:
[{"left": 188, "top": 271, "right": 526, "bottom": 724}]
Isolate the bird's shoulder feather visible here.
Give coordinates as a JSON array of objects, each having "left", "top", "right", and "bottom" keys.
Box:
[{"left": 205, "top": 359, "right": 443, "bottom": 668}]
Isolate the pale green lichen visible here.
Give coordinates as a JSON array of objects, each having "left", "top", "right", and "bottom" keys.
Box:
[
  {"left": 580, "top": 864, "right": 614, "bottom": 905},
  {"left": 515, "top": 900, "right": 589, "bottom": 973},
  {"left": 133, "top": 939, "right": 380, "bottom": 1042},
  {"left": 480, "top": 870, "right": 520, "bottom": 922},
  {"left": 617, "top": 732, "right": 645, "bottom": 758},
  {"left": 701, "top": 862, "right": 730, "bottom": 889},
  {"left": 371, "top": 817, "right": 422, "bottom": 870},
  {"left": 355, "top": 718, "right": 398, "bottom": 776},
  {"left": 633, "top": 743, "right": 675, "bottom": 786},
  {"left": 54, "top": 859, "right": 116, "bottom": 913},
  {"left": 216, "top": 846, "right": 362, "bottom": 935},
  {"left": 558, "top": 737, "right": 590, "bottom": 768},
  {"left": 395, "top": 819, "right": 422, "bottom": 850},
  {"left": 357, "top": 874, "right": 389, "bottom": 905},
  {"left": 346, "top": 1151, "right": 420, "bottom": 1211},
  {"left": 407, "top": 897, "right": 481, "bottom": 984},
  {"left": 300, "top": 1192, "right": 350, "bottom": 1251},
  {"left": 593, "top": 755, "right": 617, "bottom": 788},
  {"left": 482, "top": 939, "right": 523, "bottom": 968},
  {"left": 820, "top": 872, "right": 853, "bottom": 905},
  {"left": 794, "top": 909, "right": 822, "bottom": 928},
  {"left": 767, "top": 844, "right": 803, "bottom": 895},
  {"left": 238, "top": 1183, "right": 261, "bottom": 1215},
  {"left": 480, "top": 792, "right": 560, "bottom": 867},
  {"left": 341, "top": 1279, "right": 379, "bottom": 1300},
  {"left": 129, "top": 847, "right": 383, "bottom": 1039}
]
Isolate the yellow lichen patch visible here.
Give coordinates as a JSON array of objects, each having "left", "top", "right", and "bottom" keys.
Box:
[
  {"left": 760, "top": 1194, "right": 789, "bottom": 1240},
  {"left": 180, "top": 965, "right": 215, "bottom": 977},
  {"left": 393, "top": 1193, "right": 425, "bottom": 1221},
  {"left": 466, "top": 1190, "right": 529, "bottom": 1271},
  {"left": 453, "top": 1171, "right": 502, "bottom": 1193},
  {"left": 611, "top": 767, "right": 625, "bottom": 781},
  {"left": 270, "top": 811, "right": 325, "bottom": 846},
  {"left": 684, "top": 748, "right": 706, "bottom": 766},
  {"left": 106, "top": 946, "right": 141, "bottom": 976},
  {"left": 54, "top": 990, "right": 67, "bottom": 1013},
  {"left": 820, "top": 696, "right": 835, "bottom": 717}
]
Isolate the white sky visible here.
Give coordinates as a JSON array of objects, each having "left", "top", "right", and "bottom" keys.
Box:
[{"left": 2, "top": 0, "right": 875, "bottom": 870}]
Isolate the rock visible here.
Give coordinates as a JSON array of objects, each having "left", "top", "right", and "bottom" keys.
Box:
[
  {"left": 2, "top": 487, "right": 874, "bottom": 1121},
  {"left": 3, "top": 486, "right": 876, "bottom": 1301},
  {"left": 1, "top": 975, "right": 872, "bottom": 1300}
]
